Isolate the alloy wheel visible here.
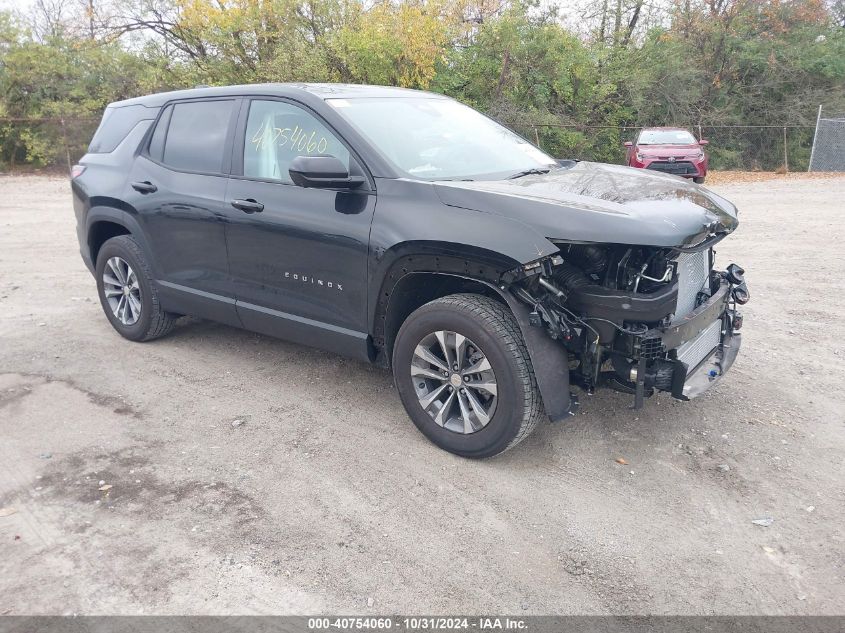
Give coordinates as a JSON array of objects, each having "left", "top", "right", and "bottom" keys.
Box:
[
  {"left": 102, "top": 256, "right": 141, "bottom": 326},
  {"left": 410, "top": 330, "right": 498, "bottom": 434}
]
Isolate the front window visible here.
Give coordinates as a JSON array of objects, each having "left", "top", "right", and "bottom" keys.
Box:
[
  {"left": 328, "top": 97, "right": 557, "bottom": 180},
  {"left": 637, "top": 129, "right": 698, "bottom": 145},
  {"left": 244, "top": 99, "right": 351, "bottom": 184}
]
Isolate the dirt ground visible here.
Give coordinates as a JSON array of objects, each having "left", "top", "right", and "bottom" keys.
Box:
[
  {"left": 1, "top": 174, "right": 843, "bottom": 616},
  {"left": 702, "top": 170, "right": 845, "bottom": 185}
]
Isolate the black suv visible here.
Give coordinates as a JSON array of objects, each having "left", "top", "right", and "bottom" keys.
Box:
[{"left": 72, "top": 83, "right": 749, "bottom": 458}]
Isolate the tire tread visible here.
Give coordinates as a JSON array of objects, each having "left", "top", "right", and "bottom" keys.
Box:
[
  {"left": 419, "top": 293, "right": 544, "bottom": 454},
  {"left": 100, "top": 235, "right": 176, "bottom": 341}
]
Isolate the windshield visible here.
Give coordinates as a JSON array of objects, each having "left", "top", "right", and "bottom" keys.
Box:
[
  {"left": 328, "top": 97, "right": 557, "bottom": 180},
  {"left": 637, "top": 129, "right": 698, "bottom": 145}
]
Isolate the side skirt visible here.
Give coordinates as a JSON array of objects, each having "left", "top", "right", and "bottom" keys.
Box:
[
  {"left": 236, "top": 301, "right": 372, "bottom": 362},
  {"left": 156, "top": 280, "right": 372, "bottom": 362},
  {"left": 157, "top": 280, "right": 242, "bottom": 329}
]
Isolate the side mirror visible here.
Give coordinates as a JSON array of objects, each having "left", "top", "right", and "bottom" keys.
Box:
[
  {"left": 288, "top": 155, "right": 365, "bottom": 190},
  {"left": 698, "top": 139, "right": 709, "bottom": 146},
  {"left": 623, "top": 141, "right": 633, "bottom": 147}
]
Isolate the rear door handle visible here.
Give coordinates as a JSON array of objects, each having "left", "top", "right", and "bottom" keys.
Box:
[
  {"left": 131, "top": 181, "right": 157, "bottom": 194},
  {"left": 231, "top": 198, "right": 264, "bottom": 214}
]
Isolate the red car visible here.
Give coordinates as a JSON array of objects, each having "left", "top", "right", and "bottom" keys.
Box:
[{"left": 624, "top": 127, "right": 709, "bottom": 183}]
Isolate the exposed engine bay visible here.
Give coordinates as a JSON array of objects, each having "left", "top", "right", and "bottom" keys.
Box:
[{"left": 505, "top": 240, "right": 750, "bottom": 412}]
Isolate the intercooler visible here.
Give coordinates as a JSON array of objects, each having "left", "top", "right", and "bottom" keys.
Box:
[{"left": 675, "top": 319, "right": 723, "bottom": 369}]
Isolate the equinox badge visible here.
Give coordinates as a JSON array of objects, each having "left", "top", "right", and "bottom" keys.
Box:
[{"left": 284, "top": 271, "right": 343, "bottom": 291}]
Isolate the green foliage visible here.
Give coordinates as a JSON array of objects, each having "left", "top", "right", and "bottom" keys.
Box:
[
  {"left": 432, "top": 3, "right": 630, "bottom": 161},
  {"left": 1, "top": 0, "right": 844, "bottom": 170},
  {"left": 331, "top": 0, "right": 457, "bottom": 87},
  {"left": 0, "top": 13, "right": 151, "bottom": 166}
]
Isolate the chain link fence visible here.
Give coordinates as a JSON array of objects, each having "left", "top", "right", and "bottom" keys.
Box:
[
  {"left": 505, "top": 121, "right": 818, "bottom": 171},
  {"left": 0, "top": 116, "right": 826, "bottom": 174},
  {"left": 809, "top": 107, "right": 845, "bottom": 172},
  {"left": 0, "top": 117, "right": 100, "bottom": 173}
]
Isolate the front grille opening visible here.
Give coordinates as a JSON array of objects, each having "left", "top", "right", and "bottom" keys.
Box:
[{"left": 646, "top": 161, "right": 697, "bottom": 175}]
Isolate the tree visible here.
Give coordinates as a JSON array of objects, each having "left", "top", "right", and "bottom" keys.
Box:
[{"left": 2, "top": 0, "right": 844, "bottom": 170}]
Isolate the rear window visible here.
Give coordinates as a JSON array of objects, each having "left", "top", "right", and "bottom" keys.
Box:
[
  {"left": 638, "top": 129, "right": 698, "bottom": 145},
  {"left": 159, "top": 100, "right": 234, "bottom": 173},
  {"left": 88, "top": 104, "right": 156, "bottom": 153}
]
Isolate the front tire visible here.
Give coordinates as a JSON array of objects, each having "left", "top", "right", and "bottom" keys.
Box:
[
  {"left": 95, "top": 235, "right": 176, "bottom": 342},
  {"left": 392, "top": 294, "right": 543, "bottom": 458}
]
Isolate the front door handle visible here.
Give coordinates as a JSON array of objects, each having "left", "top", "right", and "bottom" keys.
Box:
[
  {"left": 131, "top": 181, "right": 157, "bottom": 194},
  {"left": 231, "top": 198, "right": 264, "bottom": 214}
]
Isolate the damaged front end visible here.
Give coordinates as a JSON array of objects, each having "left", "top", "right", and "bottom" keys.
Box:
[{"left": 504, "top": 238, "right": 749, "bottom": 414}]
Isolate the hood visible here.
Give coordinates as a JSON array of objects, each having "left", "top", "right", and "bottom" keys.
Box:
[{"left": 432, "top": 161, "right": 737, "bottom": 248}]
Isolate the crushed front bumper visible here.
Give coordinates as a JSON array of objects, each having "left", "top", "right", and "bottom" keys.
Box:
[
  {"left": 629, "top": 275, "right": 745, "bottom": 407},
  {"left": 676, "top": 329, "right": 741, "bottom": 400}
]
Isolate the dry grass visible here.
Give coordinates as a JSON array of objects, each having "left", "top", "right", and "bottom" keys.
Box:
[{"left": 706, "top": 170, "right": 845, "bottom": 185}]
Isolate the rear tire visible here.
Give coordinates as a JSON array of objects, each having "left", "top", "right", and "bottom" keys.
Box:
[
  {"left": 95, "top": 235, "right": 176, "bottom": 342},
  {"left": 693, "top": 176, "right": 705, "bottom": 184},
  {"left": 392, "top": 294, "right": 543, "bottom": 458}
]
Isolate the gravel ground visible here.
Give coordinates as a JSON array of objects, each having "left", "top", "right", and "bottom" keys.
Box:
[{"left": 1, "top": 174, "right": 843, "bottom": 615}]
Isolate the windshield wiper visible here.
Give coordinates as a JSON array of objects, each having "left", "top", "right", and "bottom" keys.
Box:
[{"left": 507, "top": 168, "right": 551, "bottom": 179}]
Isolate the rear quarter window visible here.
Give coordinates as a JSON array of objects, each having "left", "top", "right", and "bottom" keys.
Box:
[
  {"left": 88, "top": 104, "right": 157, "bottom": 153},
  {"left": 147, "top": 105, "right": 172, "bottom": 162}
]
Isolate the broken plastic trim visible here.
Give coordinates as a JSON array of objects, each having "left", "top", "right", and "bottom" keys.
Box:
[{"left": 671, "top": 231, "right": 729, "bottom": 253}]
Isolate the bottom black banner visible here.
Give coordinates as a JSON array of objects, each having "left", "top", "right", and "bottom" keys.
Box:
[{"left": 1, "top": 616, "right": 843, "bottom": 633}]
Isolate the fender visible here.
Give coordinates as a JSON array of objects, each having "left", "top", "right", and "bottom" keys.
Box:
[
  {"left": 367, "top": 177, "right": 562, "bottom": 341},
  {"left": 370, "top": 244, "right": 517, "bottom": 348},
  {"left": 380, "top": 268, "right": 577, "bottom": 425},
  {"left": 368, "top": 178, "right": 560, "bottom": 266}
]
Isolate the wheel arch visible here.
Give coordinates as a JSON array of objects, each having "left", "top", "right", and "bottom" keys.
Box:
[
  {"left": 380, "top": 271, "right": 503, "bottom": 367},
  {"left": 374, "top": 248, "right": 577, "bottom": 424},
  {"left": 371, "top": 243, "right": 520, "bottom": 363},
  {"left": 85, "top": 204, "right": 154, "bottom": 273},
  {"left": 88, "top": 220, "right": 130, "bottom": 266}
]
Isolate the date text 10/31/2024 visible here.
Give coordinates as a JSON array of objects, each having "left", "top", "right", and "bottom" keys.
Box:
[{"left": 307, "top": 617, "right": 528, "bottom": 631}]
